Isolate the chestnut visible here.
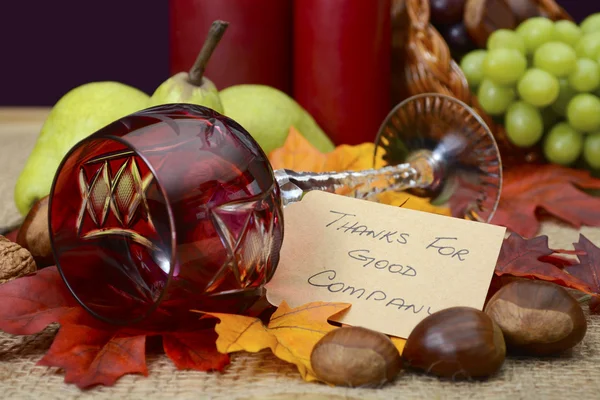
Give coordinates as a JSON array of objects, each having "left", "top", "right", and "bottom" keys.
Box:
[
  {"left": 16, "top": 196, "right": 54, "bottom": 268},
  {"left": 484, "top": 279, "right": 587, "bottom": 356},
  {"left": 403, "top": 306, "right": 506, "bottom": 380},
  {"left": 310, "top": 326, "right": 402, "bottom": 387}
]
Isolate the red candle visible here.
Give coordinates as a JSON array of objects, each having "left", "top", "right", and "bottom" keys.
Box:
[
  {"left": 293, "top": 0, "right": 392, "bottom": 145},
  {"left": 169, "top": 0, "right": 293, "bottom": 94}
]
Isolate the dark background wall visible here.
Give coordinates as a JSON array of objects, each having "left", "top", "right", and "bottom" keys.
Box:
[
  {"left": 0, "top": 0, "right": 593, "bottom": 106},
  {"left": 0, "top": 1, "right": 169, "bottom": 106},
  {"left": 558, "top": 0, "right": 597, "bottom": 23}
]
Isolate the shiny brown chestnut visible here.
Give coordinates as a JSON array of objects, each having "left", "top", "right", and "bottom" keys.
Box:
[
  {"left": 403, "top": 306, "right": 506, "bottom": 380},
  {"left": 310, "top": 326, "right": 402, "bottom": 387},
  {"left": 484, "top": 279, "right": 587, "bottom": 356}
]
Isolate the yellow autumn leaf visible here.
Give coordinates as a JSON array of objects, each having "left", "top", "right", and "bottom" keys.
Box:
[
  {"left": 206, "top": 301, "right": 351, "bottom": 382},
  {"left": 390, "top": 336, "right": 406, "bottom": 355},
  {"left": 377, "top": 191, "right": 452, "bottom": 217},
  {"left": 268, "top": 127, "right": 451, "bottom": 216}
]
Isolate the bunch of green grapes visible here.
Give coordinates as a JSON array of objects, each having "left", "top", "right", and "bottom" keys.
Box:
[{"left": 459, "top": 13, "right": 600, "bottom": 171}]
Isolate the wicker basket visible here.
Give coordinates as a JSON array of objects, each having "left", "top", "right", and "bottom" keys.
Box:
[{"left": 392, "top": 0, "right": 573, "bottom": 168}]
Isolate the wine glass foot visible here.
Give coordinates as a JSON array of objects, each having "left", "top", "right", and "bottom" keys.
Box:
[{"left": 374, "top": 93, "right": 502, "bottom": 223}]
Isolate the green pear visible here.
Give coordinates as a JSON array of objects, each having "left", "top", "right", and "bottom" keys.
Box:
[
  {"left": 220, "top": 84, "right": 335, "bottom": 154},
  {"left": 14, "top": 81, "right": 149, "bottom": 216},
  {"left": 149, "top": 20, "right": 228, "bottom": 112}
]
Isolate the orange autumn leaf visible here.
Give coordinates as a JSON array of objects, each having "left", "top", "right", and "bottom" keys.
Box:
[
  {"left": 268, "top": 127, "right": 451, "bottom": 216},
  {"left": 269, "top": 126, "right": 377, "bottom": 173},
  {"left": 206, "top": 301, "right": 351, "bottom": 382}
]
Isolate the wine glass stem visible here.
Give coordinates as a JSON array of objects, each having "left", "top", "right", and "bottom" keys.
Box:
[{"left": 274, "top": 154, "right": 435, "bottom": 206}]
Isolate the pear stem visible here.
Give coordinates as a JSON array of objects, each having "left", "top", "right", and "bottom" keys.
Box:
[{"left": 188, "top": 20, "right": 229, "bottom": 86}]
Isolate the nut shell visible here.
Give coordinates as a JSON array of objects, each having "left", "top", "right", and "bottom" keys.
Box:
[
  {"left": 16, "top": 196, "right": 54, "bottom": 268},
  {"left": 310, "top": 326, "right": 402, "bottom": 387},
  {"left": 0, "top": 235, "right": 37, "bottom": 283},
  {"left": 403, "top": 306, "right": 506, "bottom": 379},
  {"left": 484, "top": 280, "right": 587, "bottom": 355}
]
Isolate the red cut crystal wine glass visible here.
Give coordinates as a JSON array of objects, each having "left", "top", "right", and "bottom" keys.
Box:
[{"left": 48, "top": 93, "right": 501, "bottom": 326}]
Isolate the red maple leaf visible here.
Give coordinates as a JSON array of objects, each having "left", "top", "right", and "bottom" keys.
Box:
[
  {"left": 566, "top": 234, "right": 600, "bottom": 313},
  {"left": 495, "top": 233, "right": 592, "bottom": 293},
  {"left": 491, "top": 165, "right": 600, "bottom": 237},
  {"left": 451, "top": 165, "right": 600, "bottom": 237},
  {"left": 0, "top": 266, "right": 78, "bottom": 335},
  {"left": 37, "top": 308, "right": 148, "bottom": 388},
  {"left": 0, "top": 266, "right": 230, "bottom": 389},
  {"left": 538, "top": 252, "right": 583, "bottom": 268},
  {"left": 163, "top": 331, "right": 230, "bottom": 371}
]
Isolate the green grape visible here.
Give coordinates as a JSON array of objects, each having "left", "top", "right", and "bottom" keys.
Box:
[
  {"left": 566, "top": 93, "right": 600, "bottom": 132},
  {"left": 575, "top": 32, "right": 600, "bottom": 59},
  {"left": 583, "top": 132, "right": 600, "bottom": 169},
  {"left": 568, "top": 58, "right": 600, "bottom": 92},
  {"left": 483, "top": 48, "right": 527, "bottom": 85},
  {"left": 581, "top": 13, "right": 600, "bottom": 34},
  {"left": 460, "top": 50, "right": 487, "bottom": 89},
  {"left": 533, "top": 41, "right": 577, "bottom": 77},
  {"left": 552, "top": 78, "right": 577, "bottom": 116},
  {"left": 477, "top": 79, "right": 516, "bottom": 115},
  {"left": 516, "top": 17, "right": 555, "bottom": 55},
  {"left": 554, "top": 20, "right": 583, "bottom": 47},
  {"left": 543, "top": 122, "right": 584, "bottom": 165},
  {"left": 505, "top": 101, "right": 544, "bottom": 147},
  {"left": 487, "top": 29, "right": 526, "bottom": 54},
  {"left": 517, "top": 68, "right": 560, "bottom": 107}
]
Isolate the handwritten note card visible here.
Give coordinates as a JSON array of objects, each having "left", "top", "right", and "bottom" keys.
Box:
[{"left": 265, "top": 191, "right": 506, "bottom": 338}]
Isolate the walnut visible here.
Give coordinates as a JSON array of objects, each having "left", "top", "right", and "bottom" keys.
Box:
[{"left": 0, "top": 235, "right": 37, "bottom": 283}]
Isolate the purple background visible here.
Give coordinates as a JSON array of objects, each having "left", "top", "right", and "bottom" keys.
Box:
[
  {"left": 0, "top": 0, "right": 596, "bottom": 106},
  {"left": 0, "top": 1, "right": 169, "bottom": 106}
]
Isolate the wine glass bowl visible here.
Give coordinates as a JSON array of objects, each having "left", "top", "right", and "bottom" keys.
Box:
[
  {"left": 374, "top": 93, "right": 502, "bottom": 223},
  {"left": 49, "top": 104, "right": 284, "bottom": 326}
]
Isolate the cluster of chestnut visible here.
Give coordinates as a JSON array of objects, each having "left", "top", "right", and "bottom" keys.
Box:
[{"left": 310, "top": 279, "right": 587, "bottom": 387}]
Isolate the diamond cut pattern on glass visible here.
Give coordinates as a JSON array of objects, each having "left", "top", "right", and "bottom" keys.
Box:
[
  {"left": 205, "top": 190, "right": 279, "bottom": 293},
  {"left": 76, "top": 151, "right": 156, "bottom": 250}
]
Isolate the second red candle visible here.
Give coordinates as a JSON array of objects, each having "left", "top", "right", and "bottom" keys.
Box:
[{"left": 293, "top": 0, "right": 392, "bottom": 146}]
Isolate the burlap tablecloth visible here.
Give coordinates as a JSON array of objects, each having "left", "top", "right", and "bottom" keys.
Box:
[{"left": 1, "top": 109, "right": 600, "bottom": 399}]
